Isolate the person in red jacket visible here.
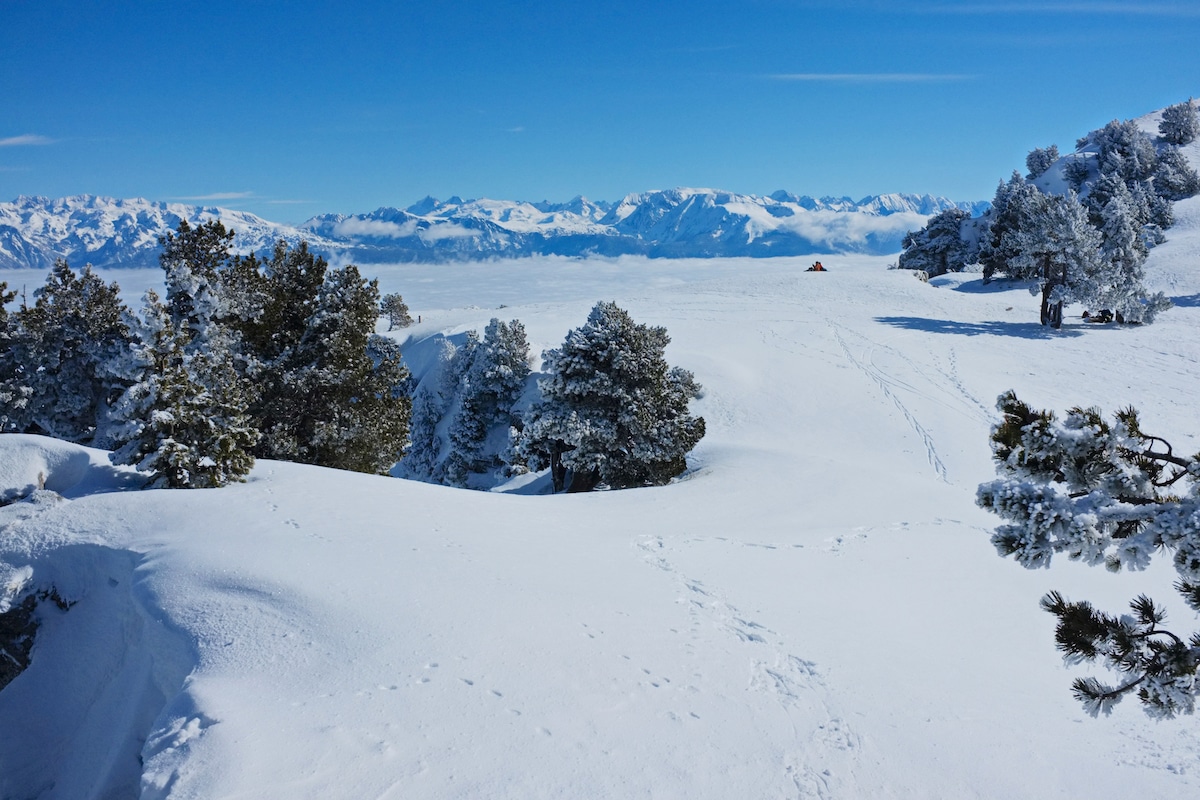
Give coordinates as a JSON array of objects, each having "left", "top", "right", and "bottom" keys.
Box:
[{"left": 806, "top": 261, "right": 826, "bottom": 272}]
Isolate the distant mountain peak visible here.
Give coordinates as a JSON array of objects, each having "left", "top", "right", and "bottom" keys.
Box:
[{"left": 0, "top": 188, "right": 988, "bottom": 269}]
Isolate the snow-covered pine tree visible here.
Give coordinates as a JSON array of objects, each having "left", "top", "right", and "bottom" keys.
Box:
[
  {"left": 0, "top": 282, "right": 28, "bottom": 434},
  {"left": 968, "top": 108, "right": 1195, "bottom": 324},
  {"left": 1063, "top": 155, "right": 1091, "bottom": 191},
  {"left": 978, "top": 173, "right": 1045, "bottom": 283},
  {"left": 1017, "top": 192, "right": 1105, "bottom": 328},
  {"left": 1025, "top": 145, "right": 1059, "bottom": 180},
  {"left": 160, "top": 217, "right": 266, "bottom": 404},
  {"left": 976, "top": 391, "right": 1200, "bottom": 718},
  {"left": 1152, "top": 145, "right": 1200, "bottom": 202},
  {"left": 443, "top": 318, "right": 531, "bottom": 487},
  {"left": 256, "top": 263, "right": 411, "bottom": 474},
  {"left": 1093, "top": 119, "right": 1159, "bottom": 184},
  {"left": 216, "top": 250, "right": 272, "bottom": 355},
  {"left": 109, "top": 290, "right": 259, "bottom": 489},
  {"left": 1159, "top": 98, "right": 1199, "bottom": 146},
  {"left": 897, "top": 208, "right": 973, "bottom": 277},
  {"left": 361, "top": 333, "right": 415, "bottom": 470},
  {"left": 515, "top": 302, "right": 705, "bottom": 493},
  {"left": 380, "top": 293, "right": 413, "bottom": 330},
  {"left": 237, "top": 241, "right": 329, "bottom": 459},
  {"left": 3, "top": 261, "right": 133, "bottom": 445},
  {"left": 396, "top": 337, "right": 462, "bottom": 483},
  {"left": 158, "top": 219, "right": 235, "bottom": 347},
  {"left": 240, "top": 240, "right": 328, "bottom": 370},
  {"left": 0, "top": 282, "right": 13, "bottom": 328},
  {"left": 1090, "top": 186, "right": 1172, "bottom": 324},
  {"left": 400, "top": 384, "right": 448, "bottom": 482}
]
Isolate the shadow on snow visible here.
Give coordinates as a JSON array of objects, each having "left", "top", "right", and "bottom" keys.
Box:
[
  {"left": 874, "top": 316, "right": 1084, "bottom": 339},
  {"left": 1170, "top": 293, "right": 1200, "bottom": 308},
  {"left": 927, "top": 276, "right": 1040, "bottom": 295}
]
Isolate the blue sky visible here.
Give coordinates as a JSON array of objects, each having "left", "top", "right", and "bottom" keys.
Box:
[{"left": 2, "top": 1, "right": 1198, "bottom": 221}]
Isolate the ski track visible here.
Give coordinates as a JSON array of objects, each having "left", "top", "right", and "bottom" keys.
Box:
[
  {"left": 634, "top": 533, "right": 864, "bottom": 799},
  {"left": 931, "top": 346, "right": 995, "bottom": 421},
  {"left": 828, "top": 323, "right": 950, "bottom": 484}
]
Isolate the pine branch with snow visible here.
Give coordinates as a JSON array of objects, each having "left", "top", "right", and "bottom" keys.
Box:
[{"left": 977, "top": 391, "right": 1200, "bottom": 717}]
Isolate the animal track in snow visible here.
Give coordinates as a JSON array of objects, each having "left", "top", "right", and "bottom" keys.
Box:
[{"left": 636, "top": 533, "right": 868, "bottom": 797}]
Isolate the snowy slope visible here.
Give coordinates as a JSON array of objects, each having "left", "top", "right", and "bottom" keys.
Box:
[
  {"left": 1032, "top": 102, "right": 1200, "bottom": 197},
  {"left": 4, "top": 213, "right": 1200, "bottom": 797},
  {"left": 0, "top": 190, "right": 986, "bottom": 270}
]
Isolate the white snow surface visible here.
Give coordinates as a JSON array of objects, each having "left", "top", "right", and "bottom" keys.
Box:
[{"left": 5, "top": 205, "right": 1200, "bottom": 797}]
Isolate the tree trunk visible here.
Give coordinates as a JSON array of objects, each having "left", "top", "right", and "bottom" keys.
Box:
[
  {"left": 549, "top": 449, "right": 567, "bottom": 494},
  {"left": 1040, "top": 255, "right": 1049, "bottom": 325},
  {"left": 566, "top": 468, "right": 600, "bottom": 493}
]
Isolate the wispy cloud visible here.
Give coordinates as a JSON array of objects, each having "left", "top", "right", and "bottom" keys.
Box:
[
  {"left": 267, "top": 199, "right": 318, "bottom": 205},
  {"left": 334, "top": 218, "right": 419, "bottom": 239},
  {"left": 506, "top": 126, "right": 526, "bottom": 133},
  {"left": 174, "top": 191, "right": 255, "bottom": 201},
  {"left": 671, "top": 44, "right": 739, "bottom": 54},
  {"left": 332, "top": 218, "right": 476, "bottom": 242},
  {"left": 922, "top": 2, "right": 1200, "bottom": 15},
  {"left": 767, "top": 73, "right": 976, "bottom": 83},
  {"left": 0, "top": 134, "right": 54, "bottom": 147}
]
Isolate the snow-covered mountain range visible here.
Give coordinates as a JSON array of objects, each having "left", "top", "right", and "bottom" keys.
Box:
[{"left": 0, "top": 190, "right": 988, "bottom": 269}]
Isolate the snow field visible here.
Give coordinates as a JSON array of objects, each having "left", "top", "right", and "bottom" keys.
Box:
[{"left": 3, "top": 213, "right": 1200, "bottom": 796}]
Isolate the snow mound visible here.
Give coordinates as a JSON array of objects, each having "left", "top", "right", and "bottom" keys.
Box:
[
  {"left": 0, "top": 434, "right": 96, "bottom": 503},
  {"left": 0, "top": 434, "right": 142, "bottom": 504}
]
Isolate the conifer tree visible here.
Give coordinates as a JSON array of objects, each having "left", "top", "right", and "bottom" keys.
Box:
[
  {"left": 152, "top": 227, "right": 412, "bottom": 476},
  {"left": 1092, "top": 187, "right": 1171, "bottom": 323},
  {"left": 0, "top": 282, "right": 13, "bottom": 329},
  {"left": 977, "top": 392, "right": 1200, "bottom": 718},
  {"left": 1025, "top": 145, "right": 1059, "bottom": 180},
  {"left": 443, "top": 319, "right": 531, "bottom": 486},
  {"left": 1093, "top": 119, "right": 1158, "bottom": 183},
  {"left": 1159, "top": 99, "right": 1199, "bottom": 145},
  {"left": 1063, "top": 155, "right": 1091, "bottom": 191},
  {"left": 1007, "top": 192, "right": 1103, "bottom": 328},
  {"left": 158, "top": 219, "right": 235, "bottom": 345},
  {"left": 400, "top": 383, "right": 449, "bottom": 482},
  {"left": 897, "top": 208, "right": 973, "bottom": 277},
  {"left": 396, "top": 338, "right": 463, "bottom": 483},
  {"left": 380, "top": 293, "right": 413, "bottom": 330},
  {"left": 978, "top": 173, "right": 1044, "bottom": 283},
  {"left": 0, "top": 282, "right": 28, "bottom": 434},
  {"left": 254, "top": 262, "right": 411, "bottom": 474},
  {"left": 3, "top": 261, "right": 133, "bottom": 444},
  {"left": 241, "top": 240, "right": 328, "bottom": 367},
  {"left": 109, "top": 290, "right": 259, "bottom": 489},
  {"left": 515, "top": 302, "right": 704, "bottom": 492},
  {"left": 1152, "top": 145, "right": 1200, "bottom": 202}
]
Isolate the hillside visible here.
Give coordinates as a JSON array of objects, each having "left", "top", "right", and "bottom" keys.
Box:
[
  {"left": 4, "top": 98, "right": 1200, "bottom": 798},
  {"left": 3, "top": 185, "right": 1200, "bottom": 796},
  {"left": 0, "top": 190, "right": 987, "bottom": 270}
]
